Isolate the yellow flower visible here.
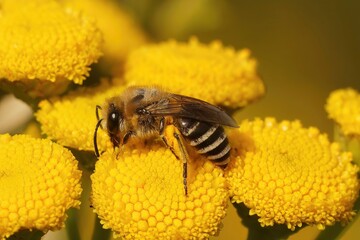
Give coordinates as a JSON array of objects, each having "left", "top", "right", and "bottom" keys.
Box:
[
  {"left": 325, "top": 88, "right": 360, "bottom": 137},
  {"left": 36, "top": 80, "right": 124, "bottom": 151},
  {"left": 226, "top": 118, "right": 359, "bottom": 230},
  {"left": 91, "top": 138, "right": 228, "bottom": 239},
  {"left": 0, "top": 134, "right": 82, "bottom": 239},
  {"left": 63, "top": 0, "right": 147, "bottom": 74},
  {"left": 125, "top": 38, "right": 265, "bottom": 108},
  {"left": 0, "top": 0, "right": 102, "bottom": 85}
]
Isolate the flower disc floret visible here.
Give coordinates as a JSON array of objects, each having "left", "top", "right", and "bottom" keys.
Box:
[
  {"left": 325, "top": 88, "right": 360, "bottom": 137},
  {"left": 125, "top": 38, "right": 264, "bottom": 108},
  {"left": 91, "top": 141, "right": 229, "bottom": 239},
  {"left": 226, "top": 118, "right": 359, "bottom": 230},
  {"left": 0, "top": 134, "right": 82, "bottom": 239},
  {"left": 0, "top": 0, "right": 102, "bottom": 84}
]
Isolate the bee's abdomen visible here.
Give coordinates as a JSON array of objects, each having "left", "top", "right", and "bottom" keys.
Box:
[{"left": 178, "top": 118, "right": 231, "bottom": 168}]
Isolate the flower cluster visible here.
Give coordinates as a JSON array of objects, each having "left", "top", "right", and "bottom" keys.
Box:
[
  {"left": 34, "top": 35, "right": 360, "bottom": 238},
  {"left": 35, "top": 35, "right": 266, "bottom": 238},
  {"left": 1, "top": 1, "right": 359, "bottom": 239}
]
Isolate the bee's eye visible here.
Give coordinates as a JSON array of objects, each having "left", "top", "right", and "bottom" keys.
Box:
[
  {"left": 108, "top": 111, "right": 122, "bottom": 126},
  {"left": 110, "top": 112, "right": 118, "bottom": 121}
]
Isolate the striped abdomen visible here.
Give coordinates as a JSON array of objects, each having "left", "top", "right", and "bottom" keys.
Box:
[{"left": 177, "top": 118, "right": 231, "bottom": 168}]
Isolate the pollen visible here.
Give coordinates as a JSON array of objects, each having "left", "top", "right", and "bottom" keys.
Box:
[
  {"left": 125, "top": 38, "right": 265, "bottom": 108},
  {"left": 0, "top": 0, "right": 102, "bottom": 85},
  {"left": 91, "top": 140, "right": 229, "bottom": 239},
  {"left": 35, "top": 80, "right": 124, "bottom": 151},
  {"left": 0, "top": 134, "right": 82, "bottom": 239},
  {"left": 226, "top": 118, "right": 359, "bottom": 230},
  {"left": 325, "top": 88, "right": 360, "bottom": 137}
]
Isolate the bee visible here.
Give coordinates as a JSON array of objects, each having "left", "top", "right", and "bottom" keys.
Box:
[{"left": 94, "top": 86, "right": 238, "bottom": 195}]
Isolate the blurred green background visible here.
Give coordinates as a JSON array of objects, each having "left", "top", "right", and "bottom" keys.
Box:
[{"left": 118, "top": 1, "right": 360, "bottom": 239}]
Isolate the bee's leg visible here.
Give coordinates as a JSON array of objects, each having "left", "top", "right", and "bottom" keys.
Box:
[
  {"left": 173, "top": 132, "right": 189, "bottom": 196},
  {"left": 159, "top": 117, "right": 165, "bottom": 134},
  {"left": 122, "top": 131, "right": 134, "bottom": 145},
  {"left": 161, "top": 136, "right": 180, "bottom": 160},
  {"left": 159, "top": 117, "right": 180, "bottom": 159},
  {"left": 115, "top": 131, "right": 134, "bottom": 159}
]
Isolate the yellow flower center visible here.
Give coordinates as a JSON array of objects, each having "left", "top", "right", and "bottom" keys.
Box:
[
  {"left": 0, "top": 134, "right": 82, "bottom": 239},
  {"left": 226, "top": 118, "right": 359, "bottom": 230},
  {"left": 0, "top": 0, "right": 102, "bottom": 84},
  {"left": 91, "top": 140, "right": 228, "bottom": 239}
]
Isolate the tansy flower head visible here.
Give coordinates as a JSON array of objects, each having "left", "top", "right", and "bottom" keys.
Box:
[
  {"left": 91, "top": 139, "right": 229, "bottom": 239},
  {"left": 0, "top": 134, "right": 82, "bottom": 239},
  {"left": 36, "top": 80, "right": 124, "bottom": 151},
  {"left": 0, "top": 0, "right": 102, "bottom": 86},
  {"left": 226, "top": 118, "right": 359, "bottom": 230},
  {"left": 125, "top": 38, "right": 265, "bottom": 108},
  {"left": 325, "top": 88, "right": 360, "bottom": 137}
]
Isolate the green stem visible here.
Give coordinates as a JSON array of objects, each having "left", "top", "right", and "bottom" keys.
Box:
[
  {"left": 66, "top": 208, "right": 81, "bottom": 240},
  {"left": 65, "top": 159, "right": 95, "bottom": 240},
  {"left": 92, "top": 216, "right": 112, "bottom": 240},
  {"left": 333, "top": 124, "right": 360, "bottom": 164}
]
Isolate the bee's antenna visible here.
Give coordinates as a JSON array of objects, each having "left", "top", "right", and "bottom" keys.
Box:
[
  {"left": 94, "top": 119, "right": 103, "bottom": 158},
  {"left": 96, "top": 105, "right": 102, "bottom": 123}
]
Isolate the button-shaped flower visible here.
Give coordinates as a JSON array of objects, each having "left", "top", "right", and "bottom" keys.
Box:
[
  {"left": 0, "top": 134, "right": 82, "bottom": 239},
  {"left": 0, "top": 0, "right": 102, "bottom": 86},
  {"left": 326, "top": 88, "right": 360, "bottom": 137},
  {"left": 125, "top": 38, "right": 265, "bottom": 108},
  {"left": 91, "top": 140, "right": 228, "bottom": 239},
  {"left": 226, "top": 118, "right": 359, "bottom": 230}
]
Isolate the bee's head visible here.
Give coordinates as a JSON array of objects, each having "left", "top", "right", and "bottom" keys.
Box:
[
  {"left": 94, "top": 98, "right": 127, "bottom": 158},
  {"left": 106, "top": 101, "right": 125, "bottom": 148}
]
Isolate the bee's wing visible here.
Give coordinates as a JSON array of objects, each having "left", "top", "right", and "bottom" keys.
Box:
[{"left": 145, "top": 94, "right": 238, "bottom": 127}]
